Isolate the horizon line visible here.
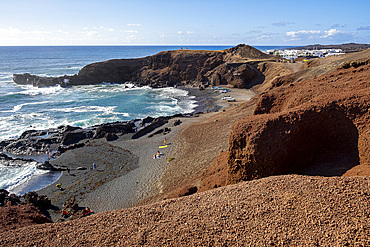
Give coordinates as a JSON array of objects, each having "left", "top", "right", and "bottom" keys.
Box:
[{"left": 0, "top": 44, "right": 299, "bottom": 47}]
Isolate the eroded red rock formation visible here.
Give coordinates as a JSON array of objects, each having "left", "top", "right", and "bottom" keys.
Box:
[{"left": 227, "top": 58, "right": 370, "bottom": 184}]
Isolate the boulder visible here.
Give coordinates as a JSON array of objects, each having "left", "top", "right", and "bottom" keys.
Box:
[
  {"left": 61, "top": 129, "right": 91, "bottom": 146},
  {"left": 132, "top": 117, "right": 169, "bottom": 139},
  {"left": 36, "top": 161, "right": 65, "bottom": 171},
  {"left": 93, "top": 122, "right": 135, "bottom": 139},
  {"left": 105, "top": 133, "right": 118, "bottom": 141}
]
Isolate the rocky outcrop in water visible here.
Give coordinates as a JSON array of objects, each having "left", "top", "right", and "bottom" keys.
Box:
[
  {"left": 0, "top": 113, "right": 192, "bottom": 164},
  {"left": 13, "top": 45, "right": 277, "bottom": 88}
]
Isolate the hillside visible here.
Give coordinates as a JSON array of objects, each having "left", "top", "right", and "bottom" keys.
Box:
[
  {"left": 1, "top": 175, "right": 369, "bottom": 246},
  {"left": 290, "top": 42, "right": 370, "bottom": 53}
]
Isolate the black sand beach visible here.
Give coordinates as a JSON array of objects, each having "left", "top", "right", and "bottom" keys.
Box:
[{"left": 36, "top": 86, "right": 255, "bottom": 221}]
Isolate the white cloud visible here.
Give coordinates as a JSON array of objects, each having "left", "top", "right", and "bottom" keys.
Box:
[
  {"left": 286, "top": 29, "right": 352, "bottom": 40},
  {"left": 99, "top": 26, "right": 114, "bottom": 32},
  {"left": 285, "top": 28, "right": 353, "bottom": 43},
  {"left": 177, "top": 31, "right": 193, "bottom": 35},
  {"left": 286, "top": 30, "right": 321, "bottom": 38},
  {"left": 122, "top": 30, "right": 138, "bottom": 33},
  {"left": 257, "top": 35, "right": 272, "bottom": 40},
  {"left": 321, "top": 29, "right": 343, "bottom": 38},
  {"left": 85, "top": 31, "right": 98, "bottom": 37},
  {"left": 126, "top": 35, "right": 137, "bottom": 41}
]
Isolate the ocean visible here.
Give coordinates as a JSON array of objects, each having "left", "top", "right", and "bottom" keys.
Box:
[{"left": 0, "top": 45, "right": 293, "bottom": 195}]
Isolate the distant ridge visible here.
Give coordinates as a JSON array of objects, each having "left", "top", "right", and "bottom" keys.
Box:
[
  {"left": 289, "top": 43, "right": 370, "bottom": 53},
  {"left": 225, "top": 44, "right": 274, "bottom": 60}
]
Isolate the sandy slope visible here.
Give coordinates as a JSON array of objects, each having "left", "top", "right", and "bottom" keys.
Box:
[{"left": 1, "top": 175, "right": 369, "bottom": 246}]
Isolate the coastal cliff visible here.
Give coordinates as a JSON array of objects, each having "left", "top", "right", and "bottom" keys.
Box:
[
  {"left": 227, "top": 53, "right": 370, "bottom": 184},
  {"left": 164, "top": 48, "right": 370, "bottom": 196},
  {"left": 13, "top": 44, "right": 277, "bottom": 88}
]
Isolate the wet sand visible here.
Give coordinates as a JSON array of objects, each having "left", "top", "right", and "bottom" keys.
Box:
[{"left": 37, "top": 86, "right": 256, "bottom": 221}]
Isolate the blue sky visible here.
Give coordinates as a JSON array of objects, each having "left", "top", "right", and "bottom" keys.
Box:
[{"left": 0, "top": 0, "right": 369, "bottom": 46}]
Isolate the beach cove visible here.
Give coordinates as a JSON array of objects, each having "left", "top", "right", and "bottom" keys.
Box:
[{"left": 36, "top": 85, "right": 255, "bottom": 221}]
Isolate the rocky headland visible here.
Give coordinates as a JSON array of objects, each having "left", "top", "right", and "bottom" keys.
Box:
[
  {"left": 13, "top": 44, "right": 276, "bottom": 88},
  {"left": 1, "top": 45, "right": 370, "bottom": 246},
  {"left": 290, "top": 42, "right": 370, "bottom": 53}
]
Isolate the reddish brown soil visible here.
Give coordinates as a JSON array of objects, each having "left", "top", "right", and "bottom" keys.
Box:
[
  {"left": 0, "top": 205, "right": 52, "bottom": 233},
  {"left": 1, "top": 175, "right": 369, "bottom": 246}
]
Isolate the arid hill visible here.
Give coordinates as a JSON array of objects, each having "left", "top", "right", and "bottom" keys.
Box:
[
  {"left": 290, "top": 42, "right": 370, "bottom": 53},
  {"left": 227, "top": 53, "right": 370, "bottom": 184}
]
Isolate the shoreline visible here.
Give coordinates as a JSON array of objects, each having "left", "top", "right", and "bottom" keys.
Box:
[
  {"left": 1, "top": 85, "right": 218, "bottom": 196},
  {"left": 34, "top": 85, "right": 255, "bottom": 222}
]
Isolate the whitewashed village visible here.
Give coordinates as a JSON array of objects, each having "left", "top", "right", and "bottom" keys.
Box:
[{"left": 265, "top": 48, "right": 345, "bottom": 61}]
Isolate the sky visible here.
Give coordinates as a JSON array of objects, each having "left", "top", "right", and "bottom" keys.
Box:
[{"left": 0, "top": 0, "right": 369, "bottom": 46}]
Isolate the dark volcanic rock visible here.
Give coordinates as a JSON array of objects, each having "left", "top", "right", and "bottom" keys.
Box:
[
  {"left": 13, "top": 73, "right": 75, "bottom": 88},
  {"left": 36, "top": 161, "right": 65, "bottom": 171},
  {"left": 61, "top": 129, "right": 92, "bottom": 145},
  {"left": 13, "top": 44, "right": 276, "bottom": 89},
  {"left": 0, "top": 189, "right": 52, "bottom": 212},
  {"left": 105, "top": 133, "right": 118, "bottom": 141},
  {"left": 0, "top": 122, "right": 132, "bottom": 158},
  {"left": 23, "top": 191, "right": 52, "bottom": 210},
  {"left": 92, "top": 122, "right": 135, "bottom": 139},
  {"left": 60, "top": 196, "right": 92, "bottom": 221},
  {"left": 132, "top": 117, "right": 169, "bottom": 139}
]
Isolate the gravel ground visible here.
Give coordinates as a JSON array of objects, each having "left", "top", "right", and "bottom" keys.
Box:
[{"left": 1, "top": 175, "right": 369, "bottom": 246}]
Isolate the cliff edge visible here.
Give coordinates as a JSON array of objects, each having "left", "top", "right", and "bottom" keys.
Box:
[{"left": 13, "top": 44, "right": 277, "bottom": 88}]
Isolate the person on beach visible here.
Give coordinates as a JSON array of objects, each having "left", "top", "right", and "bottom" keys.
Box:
[
  {"left": 153, "top": 151, "right": 163, "bottom": 159},
  {"left": 84, "top": 207, "right": 92, "bottom": 216},
  {"left": 46, "top": 148, "right": 50, "bottom": 161},
  {"left": 56, "top": 183, "right": 62, "bottom": 190},
  {"left": 67, "top": 168, "right": 70, "bottom": 176},
  {"left": 93, "top": 163, "right": 96, "bottom": 170},
  {"left": 62, "top": 210, "right": 68, "bottom": 218},
  {"left": 164, "top": 138, "right": 167, "bottom": 145}
]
